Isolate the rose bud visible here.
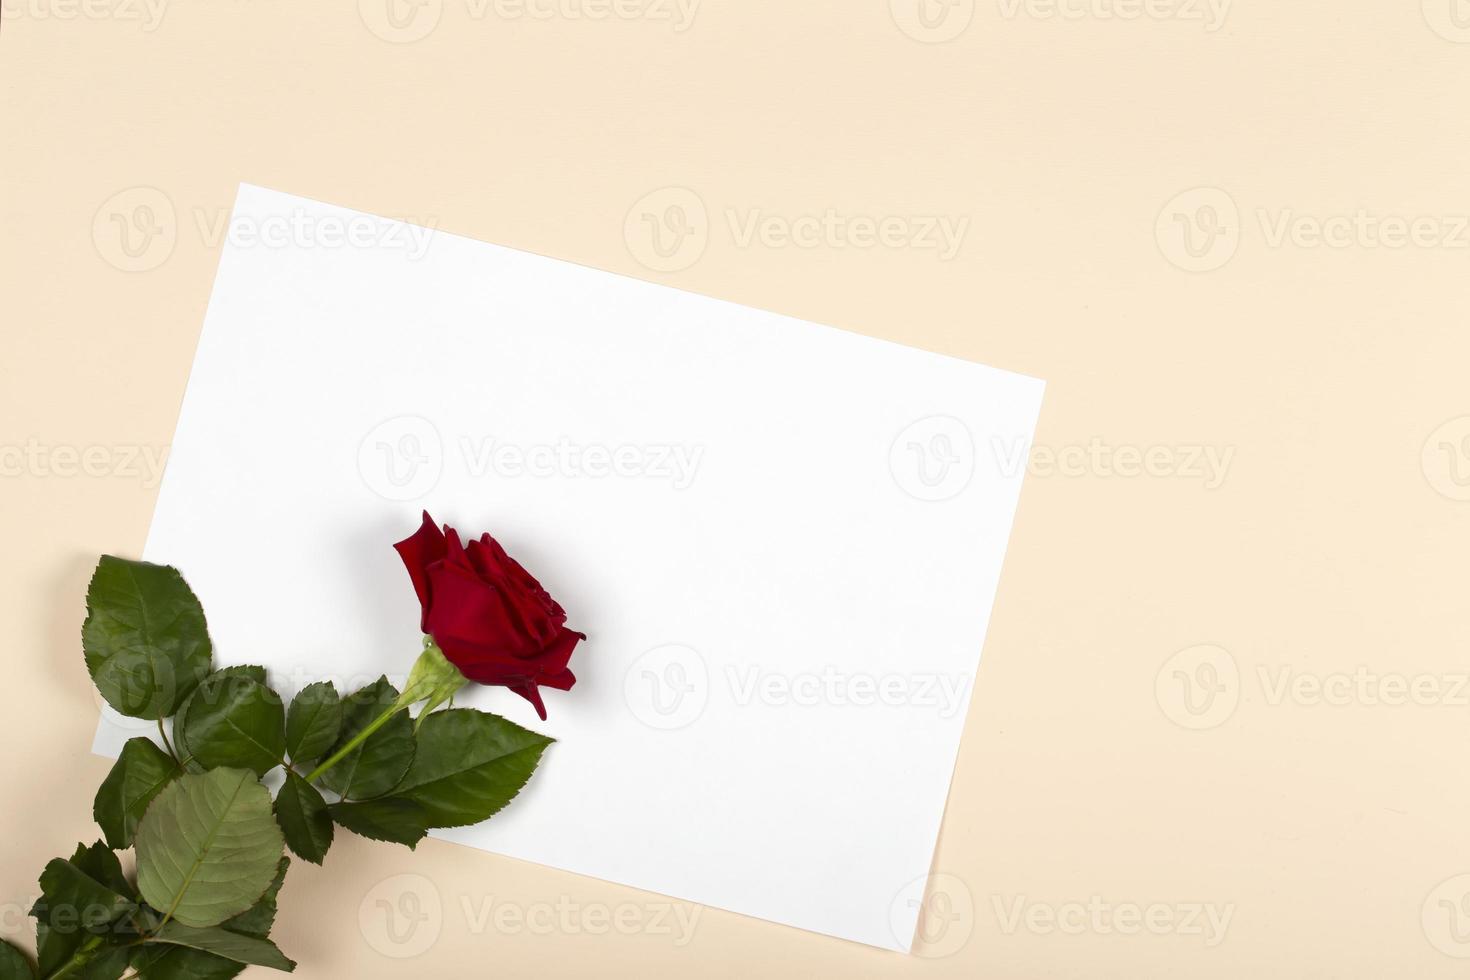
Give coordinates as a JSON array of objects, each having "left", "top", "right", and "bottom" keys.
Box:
[{"left": 393, "top": 511, "right": 584, "bottom": 721}]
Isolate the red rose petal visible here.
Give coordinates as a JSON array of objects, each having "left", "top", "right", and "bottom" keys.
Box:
[{"left": 392, "top": 510, "right": 447, "bottom": 633}]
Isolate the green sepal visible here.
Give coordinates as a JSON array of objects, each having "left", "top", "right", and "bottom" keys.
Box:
[{"left": 402, "top": 638, "right": 468, "bottom": 727}]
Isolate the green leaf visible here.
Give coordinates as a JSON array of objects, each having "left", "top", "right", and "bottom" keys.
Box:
[
  {"left": 129, "top": 858, "right": 288, "bottom": 980},
  {"left": 328, "top": 798, "right": 429, "bottom": 849},
  {"left": 128, "top": 943, "right": 243, "bottom": 980},
  {"left": 30, "top": 855, "right": 134, "bottom": 935},
  {"left": 274, "top": 772, "right": 333, "bottom": 865},
  {"left": 35, "top": 938, "right": 129, "bottom": 980},
  {"left": 173, "top": 666, "right": 266, "bottom": 774},
  {"left": 0, "top": 939, "right": 35, "bottom": 980},
  {"left": 28, "top": 844, "right": 136, "bottom": 980},
  {"left": 318, "top": 678, "right": 414, "bottom": 801},
  {"left": 177, "top": 669, "right": 285, "bottom": 776},
  {"left": 284, "top": 681, "right": 341, "bottom": 764},
  {"left": 67, "top": 842, "right": 134, "bottom": 902},
  {"left": 219, "top": 856, "right": 288, "bottom": 936},
  {"left": 31, "top": 843, "right": 136, "bottom": 977},
  {"left": 135, "top": 769, "right": 285, "bottom": 928},
  {"left": 82, "top": 556, "right": 212, "bottom": 719},
  {"left": 396, "top": 708, "right": 552, "bottom": 827},
  {"left": 94, "top": 738, "right": 179, "bottom": 849},
  {"left": 147, "top": 923, "right": 295, "bottom": 973},
  {"left": 74, "top": 945, "right": 130, "bottom": 980},
  {"left": 33, "top": 925, "right": 68, "bottom": 980}
]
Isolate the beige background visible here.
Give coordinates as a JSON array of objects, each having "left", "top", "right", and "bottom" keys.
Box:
[{"left": 4, "top": 0, "right": 1470, "bottom": 976}]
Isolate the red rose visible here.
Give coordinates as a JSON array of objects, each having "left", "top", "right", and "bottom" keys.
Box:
[{"left": 393, "top": 511, "right": 582, "bottom": 719}]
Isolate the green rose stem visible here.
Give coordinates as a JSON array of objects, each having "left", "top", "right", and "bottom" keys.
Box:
[
  {"left": 156, "top": 717, "right": 179, "bottom": 765},
  {"left": 41, "top": 936, "right": 104, "bottom": 980},
  {"left": 48, "top": 644, "right": 464, "bottom": 980},
  {"left": 303, "top": 638, "right": 466, "bottom": 785}
]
